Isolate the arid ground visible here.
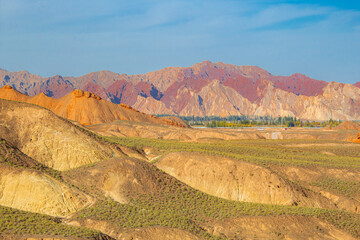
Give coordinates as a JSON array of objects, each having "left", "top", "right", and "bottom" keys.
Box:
[{"left": 0, "top": 98, "right": 359, "bottom": 240}]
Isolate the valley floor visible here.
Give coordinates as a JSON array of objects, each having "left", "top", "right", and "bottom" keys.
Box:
[{"left": 1, "top": 103, "right": 359, "bottom": 240}]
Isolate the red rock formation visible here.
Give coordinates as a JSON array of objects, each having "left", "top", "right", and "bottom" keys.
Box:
[
  {"left": 135, "top": 81, "right": 163, "bottom": 100},
  {"left": 271, "top": 73, "right": 327, "bottom": 96},
  {"left": 106, "top": 80, "right": 138, "bottom": 105},
  {"left": 82, "top": 81, "right": 108, "bottom": 100},
  {"left": 33, "top": 75, "right": 74, "bottom": 98}
]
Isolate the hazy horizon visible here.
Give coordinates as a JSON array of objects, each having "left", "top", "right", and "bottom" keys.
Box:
[{"left": 0, "top": 0, "right": 359, "bottom": 83}]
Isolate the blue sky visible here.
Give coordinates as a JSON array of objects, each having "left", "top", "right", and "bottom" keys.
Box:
[{"left": 0, "top": 0, "right": 359, "bottom": 83}]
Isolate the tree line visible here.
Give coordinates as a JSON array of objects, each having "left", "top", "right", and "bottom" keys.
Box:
[{"left": 156, "top": 114, "right": 343, "bottom": 128}]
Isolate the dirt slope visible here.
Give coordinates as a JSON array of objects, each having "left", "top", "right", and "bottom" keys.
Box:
[
  {"left": 0, "top": 99, "right": 125, "bottom": 171},
  {"left": 64, "top": 158, "right": 163, "bottom": 204},
  {"left": 155, "top": 152, "right": 334, "bottom": 208}
]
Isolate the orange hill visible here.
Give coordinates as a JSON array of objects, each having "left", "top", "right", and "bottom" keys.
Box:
[
  {"left": 0, "top": 85, "right": 188, "bottom": 127},
  {"left": 354, "top": 133, "right": 360, "bottom": 143},
  {"left": 335, "top": 121, "right": 360, "bottom": 131}
]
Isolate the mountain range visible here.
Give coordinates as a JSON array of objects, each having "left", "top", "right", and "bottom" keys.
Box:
[{"left": 1, "top": 61, "right": 360, "bottom": 120}]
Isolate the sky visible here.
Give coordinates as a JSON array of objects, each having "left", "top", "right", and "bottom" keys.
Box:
[{"left": 0, "top": 0, "right": 359, "bottom": 83}]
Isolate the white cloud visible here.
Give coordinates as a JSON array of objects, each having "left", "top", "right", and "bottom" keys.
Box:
[{"left": 241, "top": 4, "right": 331, "bottom": 30}]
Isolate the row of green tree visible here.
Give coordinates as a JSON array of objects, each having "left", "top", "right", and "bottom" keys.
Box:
[{"left": 156, "top": 114, "right": 343, "bottom": 128}]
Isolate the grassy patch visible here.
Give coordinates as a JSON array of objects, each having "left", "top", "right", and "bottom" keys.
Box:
[
  {"left": 104, "top": 137, "right": 360, "bottom": 168},
  {"left": 0, "top": 205, "right": 110, "bottom": 239},
  {"left": 310, "top": 177, "right": 360, "bottom": 199},
  {"left": 76, "top": 177, "right": 360, "bottom": 239},
  {"left": 78, "top": 136, "right": 360, "bottom": 238}
]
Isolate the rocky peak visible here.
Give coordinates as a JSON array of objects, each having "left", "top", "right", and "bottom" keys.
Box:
[{"left": 72, "top": 89, "right": 101, "bottom": 100}]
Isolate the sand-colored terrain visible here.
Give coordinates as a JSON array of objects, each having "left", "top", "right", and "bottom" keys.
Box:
[
  {"left": 0, "top": 164, "right": 92, "bottom": 217},
  {"left": 0, "top": 97, "right": 359, "bottom": 239},
  {"left": 0, "top": 99, "right": 124, "bottom": 170},
  {"left": 156, "top": 152, "right": 334, "bottom": 208},
  {"left": 64, "top": 158, "right": 163, "bottom": 204}
]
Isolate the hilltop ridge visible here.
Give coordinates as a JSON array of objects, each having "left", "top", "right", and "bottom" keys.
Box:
[{"left": 0, "top": 85, "right": 188, "bottom": 127}]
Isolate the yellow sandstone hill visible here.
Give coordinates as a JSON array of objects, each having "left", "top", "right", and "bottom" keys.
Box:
[
  {"left": 0, "top": 99, "right": 125, "bottom": 171},
  {"left": 0, "top": 139, "right": 92, "bottom": 217},
  {"left": 64, "top": 158, "right": 165, "bottom": 204},
  {"left": 156, "top": 152, "right": 334, "bottom": 208},
  {"left": 0, "top": 86, "right": 188, "bottom": 127},
  {"left": 0, "top": 165, "right": 92, "bottom": 217}
]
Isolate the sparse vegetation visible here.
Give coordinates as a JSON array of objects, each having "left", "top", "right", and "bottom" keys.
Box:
[
  {"left": 104, "top": 137, "right": 360, "bottom": 168},
  {"left": 0, "top": 205, "right": 109, "bottom": 239},
  {"left": 76, "top": 171, "right": 360, "bottom": 239},
  {"left": 0, "top": 138, "right": 63, "bottom": 181},
  {"left": 1, "top": 86, "right": 359, "bottom": 239},
  {"left": 310, "top": 177, "right": 360, "bottom": 199},
  {"left": 1, "top": 123, "right": 360, "bottom": 239}
]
